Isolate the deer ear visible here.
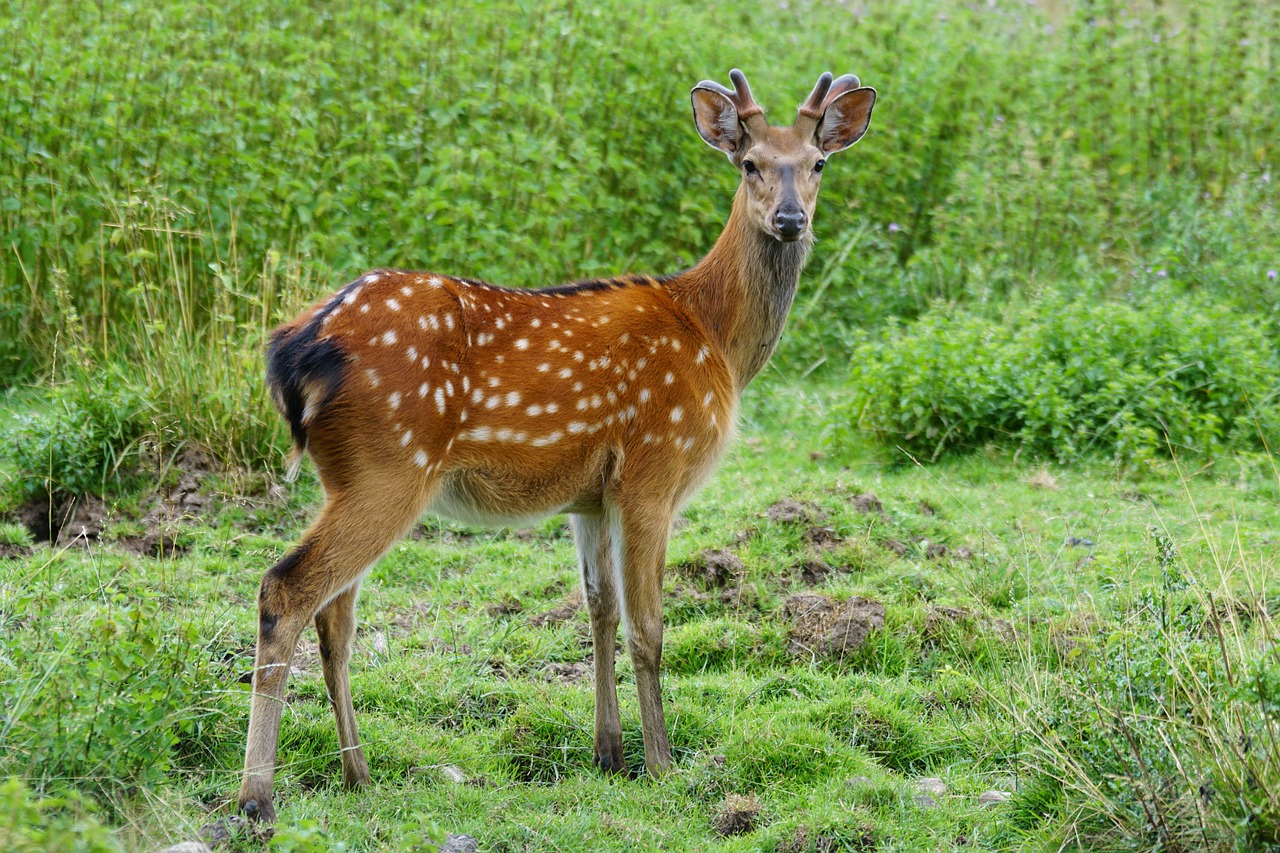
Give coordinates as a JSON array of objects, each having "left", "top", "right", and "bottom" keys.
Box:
[
  {"left": 817, "top": 87, "right": 876, "bottom": 154},
  {"left": 691, "top": 87, "right": 743, "bottom": 157}
]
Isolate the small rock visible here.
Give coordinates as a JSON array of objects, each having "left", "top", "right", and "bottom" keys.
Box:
[
  {"left": 924, "top": 543, "right": 949, "bottom": 560},
  {"left": 978, "top": 790, "right": 1011, "bottom": 806},
  {"left": 1065, "top": 536, "right": 1095, "bottom": 548},
  {"left": 914, "top": 794, "right": 938, "bottom": 809},
  {"left": 440, "top": 835, "right": 479, "bottom": 853},
  {"left": 440, "top": 765, "right": 467, "bottom": 784},
  {"left": 155, "top": 844, "right": 213, "bottom": 853},
  {"left": 847, "top": 775, "right": 874, "bottom": 789},
  {"left": 916, "top": 777, "right": 947, "bottom": 796}
]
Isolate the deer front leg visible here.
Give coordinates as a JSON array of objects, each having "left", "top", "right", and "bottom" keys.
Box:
[
  {"left": 613, "top": 503, "right": 674, "bottom": 776},
  {"left": 571, "top": 513, "right": 625, "bottom": 774}
]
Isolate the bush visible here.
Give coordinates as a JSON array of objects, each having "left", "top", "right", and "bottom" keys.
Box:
[
  {"left": 838, "top": 290, "right": 1280, "bottom": 464},
  {"left": 0, "top": 590, "right": 210, "bottom": 806},
  {"left": 2, "top": 365, "right": 153, "bottom": 501}
]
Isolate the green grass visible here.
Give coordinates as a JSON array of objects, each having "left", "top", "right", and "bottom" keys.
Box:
[{"left": 2, "top": 382, "right": 1277, "bottom": 851}]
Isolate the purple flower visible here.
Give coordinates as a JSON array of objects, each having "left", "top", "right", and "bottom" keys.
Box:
[
  {"left": 888, "top": 223, "right": 901, "bottom": 233},
  {"left": 1157, "top": 269, "right": 1168, "bottom": 278},
  {"left": 1268, "top": 269, "right": 1278, "bottom": 280}
]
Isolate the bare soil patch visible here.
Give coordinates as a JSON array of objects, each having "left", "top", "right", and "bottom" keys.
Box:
[
  {"left": 676, "top": 548, "right": 744, "bottom": 589},
  {"left": 766, "top": 499, "right": 828, "bottom": 525},
  {"left": 712, "top": 792, "right": 761, "bottom": 837},
  {"left": 782, "top": 593, "right": 884, "bottom": 659},
  {"left": 529, "top": 590, "right": 583, "bottom": 627}
]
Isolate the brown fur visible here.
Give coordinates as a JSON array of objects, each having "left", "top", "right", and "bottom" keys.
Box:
[{"left": 237, "top": 70, "right": 875, "bottom": 822}]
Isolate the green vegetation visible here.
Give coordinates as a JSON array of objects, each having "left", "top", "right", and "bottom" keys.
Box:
[
  {"left": 2, "top": 0, "right": 1279, "bottom": 849},
  {"left": 2, "top": 388, "right": 1278, "bottom": 850},
  {"left": 840, "top": 289, "right": 1280, "bottom": 464}
]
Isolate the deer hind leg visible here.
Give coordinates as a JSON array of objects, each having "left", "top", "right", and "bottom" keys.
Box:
[
  {"left": 571, "top": 512, "right": 625, "bottom": 774},
  {"left": 238, "top": 489, "right": 428, "bottom": 822},
  {"left": 314, "top": 584, "right": 370, "bottom": 790},
  {"left": 611, "top": 500, "right": 675, "bottom": 777}
]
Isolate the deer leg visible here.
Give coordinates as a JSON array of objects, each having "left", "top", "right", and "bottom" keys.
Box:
[
  {"left": 613, "top": 503, "right": 674, "bottom": 777},
  {"left": 238, "top": 491, "right": 425, "bottom": 822},
  {"left": 571, "top": 512, "right": 625, "bottom": 774},
  {"left": 314, "top": 584, "right": 370, "bottom": 790}
]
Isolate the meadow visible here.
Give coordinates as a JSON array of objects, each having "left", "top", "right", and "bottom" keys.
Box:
[{"left": 2, "top": 0, "right": 1278, "bottom": 850}]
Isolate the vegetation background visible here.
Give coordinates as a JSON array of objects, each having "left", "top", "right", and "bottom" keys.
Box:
[{"left": 1, "top": 0, "right": 1277, "bottom": 850}]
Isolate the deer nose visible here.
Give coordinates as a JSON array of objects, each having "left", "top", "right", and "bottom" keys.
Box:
[{"left": 774, "top": 207, "right": 807, "bottom": 239}]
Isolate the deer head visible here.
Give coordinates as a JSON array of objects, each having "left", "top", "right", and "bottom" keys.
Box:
[{"left": 691, "top": 69, "right": 876, "bottom": 242}]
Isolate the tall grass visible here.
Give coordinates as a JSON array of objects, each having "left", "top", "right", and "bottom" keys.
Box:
[{"left": 3, "top": 0, "right": 1278, "bottom": 388}]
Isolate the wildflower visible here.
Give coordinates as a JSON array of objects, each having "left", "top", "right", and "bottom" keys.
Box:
[{"left": 888, "top": 223, "right": 901, "bottom": 233}]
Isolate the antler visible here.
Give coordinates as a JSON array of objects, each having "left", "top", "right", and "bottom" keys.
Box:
[
  {"left": 795, "top": 72, "right": 862, "bottom": 134},
  {"left": 694, "top": 68, "right": 769, "bottom": 137}
]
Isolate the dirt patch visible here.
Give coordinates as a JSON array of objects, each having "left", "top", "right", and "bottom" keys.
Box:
[
  {"left": 804, "top": 525, "right": 843, "bottom": 550},
  {"left": 878, "top": 538, "right": 909, "bottom": 557},
  {"left": 14, "top": 494, "right": 112, "bottom": 547},
  {"left": 850, "top": 493, "right": 884, "bottom": 515},
  {"left": 924, "top": 543, "right": 949, "bottom": 560},
  {"left": 782, "top": 593, "right": 884, "bottom": 659},
  {"left": 766, "top": 499, "right": 827, "bottom": 525},
  {"left": 0, "top": 541, "right": 33, "bottom": 559},
  {"left": 712, "top": 793, "right": 761, "bottom": 837},
  {"left": 1025, "top": 468, "right": 1060, "bottom": 491},
  {"left": 916, "top": 499, "right": 938, "bottom": 516},
  {"left": 543, "top": 661, "right": 591, "bottom": 683},
  {"left": 718, "top": 582, "right": 761, "bottom": 611},
  {"left": 529, "top": 590, "right": 583, "bottom": 627},
  {"left": 486, "top": 596, "right": 524, "bottom": 617},
  {"left": 797, "top": 559, "right": 836, "bottom": 586},
  {"left": 676, "top": 549, "right": 743, "bottom": 589},
  {"left": 922, "top": 606, "right": 974, "bottom": 642}
]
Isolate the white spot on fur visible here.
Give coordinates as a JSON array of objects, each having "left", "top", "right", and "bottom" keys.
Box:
[
  {"left": 407, "top": 345, "right": 418, "bottom": 361},
  {"left": 388, "top": 391, "right": 401, "bottom": 410},
  {"left": 568, "top": 421, "right": 587, "bottom": 434},
  {"left": 419, "top": 383, "right": 429, "bottom": 397},
  {"left": 435, "top": 388, "right": 446, "bottom": 414},
  {"left": 527, "top": 404, "right": 543, "bottom": 416},
  {"left": 664, "top": 372, "right": 674, "bottom": 385},
  {"left": 366, "top": 369, "right": 381, "bottom": 387},
  {"left": 670, "top": 406, "right": 683, "bottom": 423},
  {"left": 382, "top": 329, "right": 398, "bottom": 345},
  {"left": 703, "top": 391, "right": 714, "bottom": 407},
  {"left": 386, "top": 298, "right": 401, "bottom": 311},
  {"left": 558, "top": 367, "right": 572, "bottom": 379},
  {"left": 505, "top": 391, "right": 521, "bottom": 406},
  {"left": 401, "top": 430, "right": 413, "bottom": 446}
]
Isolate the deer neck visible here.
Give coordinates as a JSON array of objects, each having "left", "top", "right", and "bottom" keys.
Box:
[{"left": 671, "top": 185, "right": 813, "bottom": 392}]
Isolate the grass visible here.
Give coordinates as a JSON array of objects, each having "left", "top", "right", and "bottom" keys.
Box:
[{"left": 2, "top": 381, "right": 1277, "bottom": 851}]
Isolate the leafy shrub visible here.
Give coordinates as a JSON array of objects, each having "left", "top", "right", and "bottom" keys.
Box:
[
  {"left": 838, "top": 290, "right": 1280, "bottom": 464},
  {"left": 0, "top": 590, "right": 209, "bottom": 805},
  {"left": 2, "top": 366, "right": 153, "bottom": 501},
  {"left": 0, "top": 778, "right": 121, "bottom": 853}
]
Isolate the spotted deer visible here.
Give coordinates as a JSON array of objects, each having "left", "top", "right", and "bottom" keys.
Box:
[{"left": 238, "top": 69, "right": 875, "bottom": 821}]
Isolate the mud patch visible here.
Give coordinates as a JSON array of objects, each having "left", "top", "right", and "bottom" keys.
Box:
[
  {"left": 782, "top": 593, "right": 884, "bottom": 659},
  {"left": 13, "top": 494, "right": 110, "bottom": 546},
  {"left": 676, "top": 549, "right": 743, "bottom": 589},
  {"left": 712, "top": 792, "right": 761, "bottom": 837},
  {"left": 878, "top": 538, "right": 909, "bottom": 557},
  {"left": 766, "top": 499, "right": 827, "bottom": 525},
  {"left": 529, "top": 590, "right": 583, "bottom": 627}
]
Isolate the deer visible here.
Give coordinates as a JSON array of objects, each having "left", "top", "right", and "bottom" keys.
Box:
[{"left": 237, "top": 69, "right": 875, "bottom": 822}]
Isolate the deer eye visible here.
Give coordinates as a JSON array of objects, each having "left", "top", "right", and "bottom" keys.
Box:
[
  {"left": 742, "top": 160, "right": 759, "bottom": 176},
  {"left": 814, "top": 159, "right": 826, "bottom": 173}
]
